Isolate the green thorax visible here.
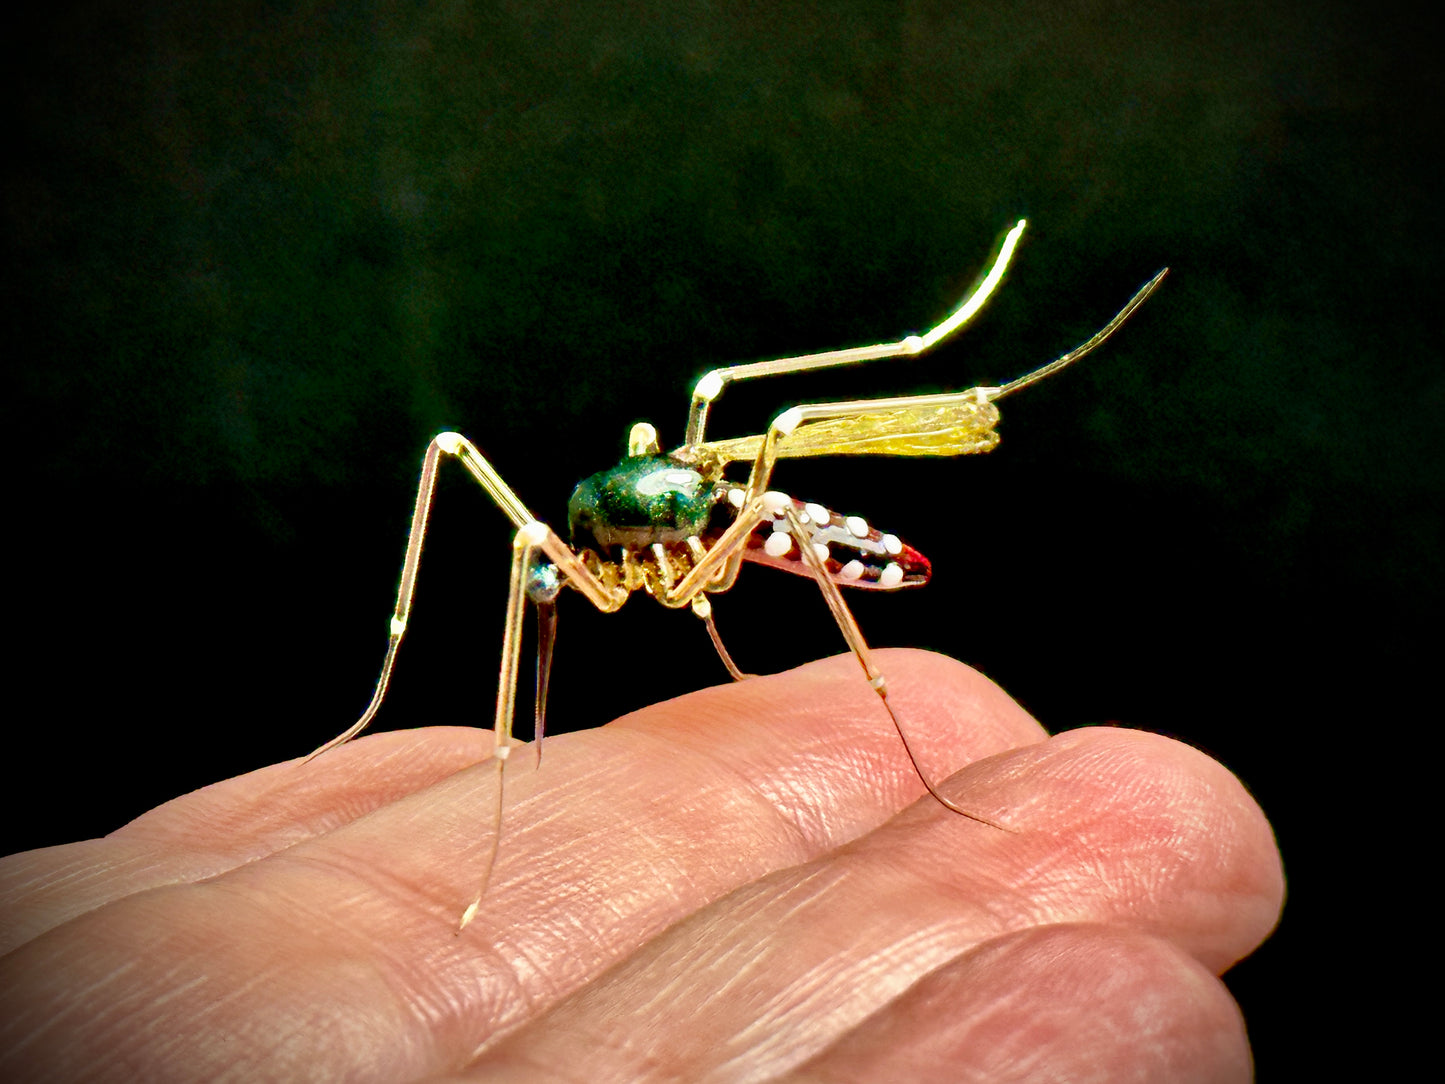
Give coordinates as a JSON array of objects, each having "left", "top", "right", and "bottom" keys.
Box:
[{"left": 568, "top": 454, "right": 719, "bottom": 551}]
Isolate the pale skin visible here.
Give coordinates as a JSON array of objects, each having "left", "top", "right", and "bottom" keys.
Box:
[{"left": 0, "top": 651, "right": 1283, "bottom": 1082}]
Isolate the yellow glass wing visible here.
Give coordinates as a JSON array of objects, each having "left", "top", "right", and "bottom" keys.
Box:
[{"left": 691, "top": 394, "right": 1001, "bottom": 466}]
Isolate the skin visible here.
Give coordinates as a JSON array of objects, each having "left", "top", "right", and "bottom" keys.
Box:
[{"left": 0, "top": 650, "right": 1282, "bottom": 1081}]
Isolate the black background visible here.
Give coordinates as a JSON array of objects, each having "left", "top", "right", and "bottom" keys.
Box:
[{"left": 5, "top": 1, "right": 1436, "bottom": 1077}]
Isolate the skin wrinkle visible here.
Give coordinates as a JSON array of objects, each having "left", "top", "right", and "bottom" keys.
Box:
[
  {"left": 722, "top": 916, "right": 971, "bottom": 1077},
  {"left": 203, "top": 828, "right": 536, "bottom": 1067},
  {"left": 470, "top": 903, "right": 613, "bottom": 1039},
  {"left": 0, "top": 841, "right": 257, "bottom": 951},
  {"left": 805, "top": 926, "right": 1201, "bottom": 1082},
  {"left": 567, "top": 711, "right": 847, "bottom": 904},
  {"left": 477, "top": 938, "right": 565, "bottom": 1039},
  {"left": 0, "top": 730, "right": 493, "bottom": 953},
  {"left": 2, "top": 955, "right": 139, "bottom": 1065},
  {"left": 512, "top": 870, "right": 918, "bottom": 1075},
  {"left": 396, "top": 916, "right": 532, "bottom": 1041},
  {"left": 604, "top": 887, "right": 788, "bottom": 1049},
  {"left": 623, "top": 724, "right": 797, "bottom": 843},
  {"left": 21, "top": 893, "right": 346, "bottom": 1079},
  {"left": 1009, "top": 832, "right": 1157, "bottom": 926},
  {"left": 157, "top": 966, "right": 315, "bottom": 1077},
  {"left": 531, "top": 726, "right": 766, "bottom": 875},
  {"left": 255, "top": 842, "right": 444, "bottom": 923},
  {"left": 261, "top": 969, "right": 425, "bottom": 1083},
  {"left": 786, "top": 925, "right": 1251, "bottom": 1083},
  {"left": 887, "top": 829, "right": 1018, "bottom": 919},
  {"left": 479, "top": 736, "right": 827, "bottom": 1048},
  {"left": 276, "top": 935, "right": 457, "bottom": 1079},
  {"left": 127, "top": 729, "right": 487, "bottom": 848},
  {"left": 740, "top": 747, "right": 847, "bottom": 845},
  {"left": 524, "top": 813, "right": 699, "bottom": 939},
  {"left": 665, "top": 699, "right": 838, "bottom": 813}
]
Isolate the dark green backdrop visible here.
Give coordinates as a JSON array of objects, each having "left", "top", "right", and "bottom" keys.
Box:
[{"left": 5, "top": 1, "right": 1436, "bottom": 1076}]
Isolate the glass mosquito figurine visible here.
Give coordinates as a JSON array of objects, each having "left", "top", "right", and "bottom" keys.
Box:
[{"left": 307, "top": 219, "right": 1168, "bottom": 928}]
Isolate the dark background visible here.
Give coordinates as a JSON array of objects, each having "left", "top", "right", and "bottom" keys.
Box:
[{"left": 4, "top": 1, "right": 1436, "bottom": 1077}]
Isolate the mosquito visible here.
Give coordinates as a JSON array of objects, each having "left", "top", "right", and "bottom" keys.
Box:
[{"left": 307, "top": 219, "right": 1168, "bottom": 928}]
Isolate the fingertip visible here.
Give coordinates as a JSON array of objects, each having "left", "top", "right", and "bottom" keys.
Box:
[
  {"left": 1043, "top": 729, "right": 1284, "bottom": 962},
  {"left": 923, "top": 726, "right": 1284, "bottom": 974}
]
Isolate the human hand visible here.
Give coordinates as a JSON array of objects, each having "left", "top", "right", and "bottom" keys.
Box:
[{"left": 0, "top": 651, "right": 1282, "bottom": 1081}]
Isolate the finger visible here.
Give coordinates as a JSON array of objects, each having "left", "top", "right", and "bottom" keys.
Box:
[
  {"left": 0, "top": 651, "right": 1044, "bottom": 1082},
  {"left": 0, "top": 727, "right": 487, "bottom": 952},
  {"left": 460, "top": 727, "right": 1280, "bottom": 1081},
  {"left": 783, "top": 924, "right": 1253, "bottom": 1084}
]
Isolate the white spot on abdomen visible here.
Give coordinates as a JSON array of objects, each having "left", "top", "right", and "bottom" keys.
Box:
[
  {"left": 764, "top": 532, "right": 793, "bottom": 557},
  {"left": 761, "top": 491, "right": 791, "bottom": 516}
]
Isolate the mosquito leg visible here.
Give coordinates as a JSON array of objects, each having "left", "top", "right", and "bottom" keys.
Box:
[
  {"left": 303, "top": 440, "right": 445, "bottom": 760},
  {"left": 769, "top": 502, "right": 1009, "bottom": 828},
  {"left": 456, "top": 520, "right": 631, "bottom": 930},
  {"left": 301, "top": 430, "right": 628, "bottom": 926},
  {"left": 675, "top": 493, "right": 1009, "bottom": 827},
  {"left": 457, "top": 520, "right": 549, "bottom": 931},
  {"left": 690, "top": 594, "right": 756, "bottom": 681},
  {"left": 308, "top": 431, "right": 628, "bottom": 764},
  {"left": 533, "top": 597, "right": 558, "bottom": 769},
  {"left": 681, "top": 536, "right": 754, "bottom": 679},
  {"left": 302, "top": 433, "right": 536, "bottom": 761}
]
